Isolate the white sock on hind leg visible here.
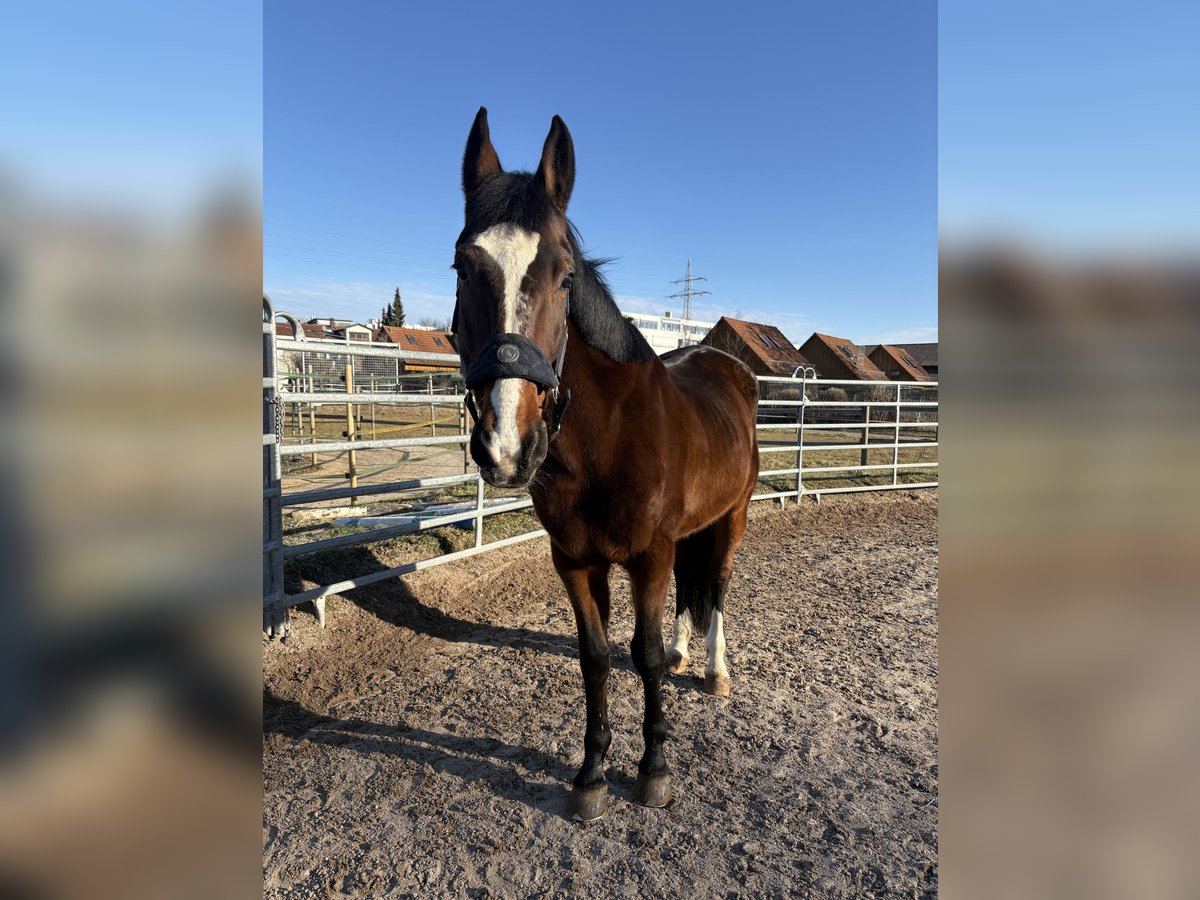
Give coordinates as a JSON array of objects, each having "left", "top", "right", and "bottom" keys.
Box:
[
  {"left": 706, "top": 610, "right": 729, "bottom": 681},
  {"left": 667, "top": 610, "right": 692, "bottom": 668}
]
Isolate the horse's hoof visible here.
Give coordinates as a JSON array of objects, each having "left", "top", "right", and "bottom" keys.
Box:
[
  {"left": 569, "top": 784, "right": 608, "bottom": 822},
  {"left": 633, "top": 773, "right": 672, "bottom": 808},
  {"left": 704, "top": 672, "right": 732, "bottom": 697},
  {"left": 665, "top": 651, "right": 689, "bottom": 675}
]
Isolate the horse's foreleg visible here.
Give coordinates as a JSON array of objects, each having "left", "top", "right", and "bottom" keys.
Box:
[
  {"left": 552, "top": 546, "right": 612, "bottom": 821},
  {"left": 628, "top": 545, "right": 674, "bottom": 808}
]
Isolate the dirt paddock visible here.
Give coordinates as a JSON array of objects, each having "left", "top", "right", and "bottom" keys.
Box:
[{"left": 264, "top": 490, "right": 938, "bottom": 899}]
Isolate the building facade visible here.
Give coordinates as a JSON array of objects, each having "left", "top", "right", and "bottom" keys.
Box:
[{"left": 622, "top": 310, "right": 715, "bottom": 354}]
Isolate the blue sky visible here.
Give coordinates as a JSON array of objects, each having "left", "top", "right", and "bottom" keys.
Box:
[
  {"left": 3, "top": 2, "right": 1193, "bottom": 347},
  {"left": 1, "top": 3, "right": 260, "bottom": 213},
  {"left": 940, "top": 1, "right": 1200, "bottom": 251},
  {"left": 265, "top": 1, "right": 937, "bottom": 345}
]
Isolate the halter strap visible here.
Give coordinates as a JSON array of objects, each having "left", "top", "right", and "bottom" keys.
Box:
[
  {"left": 465, "top": 332, "right": 559, "bottom": 390},
  {"left": 457, "top": 293, "right": 573, "bottom": 441},
  {"left": 547, "top": 293, "right": 571, "bottom": 440}
]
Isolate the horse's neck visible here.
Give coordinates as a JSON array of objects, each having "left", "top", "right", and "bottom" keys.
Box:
[{"left": 547, "top": 328, "right": 663, "bottom": 474}]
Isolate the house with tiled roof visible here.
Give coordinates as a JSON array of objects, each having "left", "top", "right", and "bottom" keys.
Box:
[
  {"left": 866, "top": 345, "right": 934, "bottom": 382},
  {"left": 374, "top": 325, "right": 459, "bottom": 372},
  {"left": 797, "top": 333, "right": 888, "bottom": 381},
  {"left": 699, "top": 316, "right": 815, "bottom": 377},
  {"left": 275, "top": 321, "right": 340, "bottom": 341},
  {"left": 862, "top": 342, "right": 938, "bottom": 378}
]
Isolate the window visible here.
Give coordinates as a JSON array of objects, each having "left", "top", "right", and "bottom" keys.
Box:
[
  {"left": 406, "top": 334, "right": 417, "bottom": 345},
  {"left": 758, "top": 334, "right": 772, "bottom": 349},
  {"left": 433, "top": 336, "right": 445, "bottom": 348}
]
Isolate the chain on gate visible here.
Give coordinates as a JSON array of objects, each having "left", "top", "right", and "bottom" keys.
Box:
[{"left": 270, "top": 392, "right": 285, "bottom": 440}]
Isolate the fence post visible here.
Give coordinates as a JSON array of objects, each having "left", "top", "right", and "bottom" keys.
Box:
[
  {"left": 794, "top": 383, "right": 803, "bottom": 503},
  {"left": 308, "top": 373, "right": 317, "bottom": 468},
  {"left": 345, "top": 361, "right": 358, "bottom": 505},
  {"left": 263, "top": 296, "right": 287, "bottom": 638},
  {"left": 429, "top": 375, "right": 436, "bottom": 436},
  {"left": 474, "top": 475, "right": 485, "bottom": 548},
  {"left": 893, "top": 382, "right": 902, "bottom": 485},
  {"left": 461, "top": 401, "right": 470, "bottom": 474},
  {"left": 788, "top": 365, "right": 815, "bottom": 504},
  {"left": 861, "top": 403, "right": 871, "bottom": 469}
]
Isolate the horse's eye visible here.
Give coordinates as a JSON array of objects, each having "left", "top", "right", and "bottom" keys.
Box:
[
  {"left": 452, "top": 253, "right": 472, "bottom": 286},
  {"left": 560, "top": 272, "right": 574, "bottom": 293}
]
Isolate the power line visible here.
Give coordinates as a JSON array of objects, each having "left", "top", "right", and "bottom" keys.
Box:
[{"left": 666, "top": 258, "right": 710, "bottom": 321}]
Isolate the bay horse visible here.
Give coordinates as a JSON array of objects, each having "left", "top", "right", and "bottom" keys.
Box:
[{"left": 449, "top": 108, "right": 759, "bottom": 821}]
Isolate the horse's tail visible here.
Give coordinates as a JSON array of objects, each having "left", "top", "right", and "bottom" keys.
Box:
[{"left": 673, "top": 523, "right": 719, "bottom": 636}]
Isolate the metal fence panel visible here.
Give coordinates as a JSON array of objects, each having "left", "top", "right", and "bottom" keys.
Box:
[{"left": 262, "top": 304, "right": 937, "bottom": 629}]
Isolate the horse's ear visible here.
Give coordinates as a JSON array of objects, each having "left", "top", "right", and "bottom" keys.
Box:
[
  {"left": 463, "top": 106, "right": 502, "bottom": 195},
  {"left": 536, "top": 115, "right": 574, "bottom": 213}
]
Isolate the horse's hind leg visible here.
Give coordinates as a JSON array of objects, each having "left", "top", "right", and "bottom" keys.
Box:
[
  {"left": 666, "top": 524, "right": 718, "bottom": 675},
  {"left": 628, "top": 541, "right": 675, "bottom": 808},
  {"left": 664, "top": 599, "right": 693, "bottom": 675},
  {"left": 704, "top": 501, "right": 750, "bottom": 697},
  {"left": 552, "top": 545, "right": 612, "bottom": 822}
]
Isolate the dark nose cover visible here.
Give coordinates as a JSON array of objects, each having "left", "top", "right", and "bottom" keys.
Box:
[{"left": 465, "top": 333, "right": 560, "bottom": 390}]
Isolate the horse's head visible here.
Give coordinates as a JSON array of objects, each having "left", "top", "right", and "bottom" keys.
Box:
[{"left": 450, "top": 107, "right": 576, "bottom": 488}]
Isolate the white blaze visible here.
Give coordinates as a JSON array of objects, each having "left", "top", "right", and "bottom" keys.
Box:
[
  {"left": 473, "top": 223, "right": 540, "bottom": 333},
  {"left": 472, "top": 224, "right": 541, "bottom": 470}
]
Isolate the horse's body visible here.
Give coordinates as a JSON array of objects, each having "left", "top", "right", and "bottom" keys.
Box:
[
  {"left": 531, "top": 336, "right": 758, "bottom": 565},
  {"left": 450, "top": 109, "right": 758, "bottom": 819}
]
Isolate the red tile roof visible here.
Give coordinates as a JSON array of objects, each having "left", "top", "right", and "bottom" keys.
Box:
[
  {"left": 705, "top": 316, "right": 812, "bottom": 375},
  {"left": 804, "top": 333, "right": 888, "bottom": 380},
  {"left": 868, "top": 345, "right": 933, "bottom": 381},
  {"left": 374, "top": 325, "right": 456, "bottom": 355},
  {"left": 863, "top": 342, "right": 937, "bottom": 370}
]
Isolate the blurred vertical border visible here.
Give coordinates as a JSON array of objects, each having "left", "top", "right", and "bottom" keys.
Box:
[
  {"left": 0, "top": 2, "right": 261, "bottom": 897},
  {"left": 940, "top": 2, "right": 1200, "bottom": 898}
]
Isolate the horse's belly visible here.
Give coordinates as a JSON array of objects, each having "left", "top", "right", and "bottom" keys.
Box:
[{"left": 533, "top": 484, "right": 662, "bottom": 565}]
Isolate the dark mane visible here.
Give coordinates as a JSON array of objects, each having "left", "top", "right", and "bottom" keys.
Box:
[
  {"left": 463, "top": 171, "right": 656, "bottom": 365},
  {"left": 566, "top": 224, "right": 657, "bottom": 365},
  {"left": 462, "top": 171, "right": 557, "bottom": 235}
]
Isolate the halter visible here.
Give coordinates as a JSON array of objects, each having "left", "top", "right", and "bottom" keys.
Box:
[{"left": 457, "top": 293, "right": 573, "bottom": 441}]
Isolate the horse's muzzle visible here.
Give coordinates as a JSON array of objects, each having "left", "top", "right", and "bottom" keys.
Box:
[{"left": 471, "top": 418, "right": 549, "bottom": 488}]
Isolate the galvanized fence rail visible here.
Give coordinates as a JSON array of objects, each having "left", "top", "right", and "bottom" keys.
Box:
[
  {"left": 753, "top": 372, "right": 939, "bottom": 500},
  {"left": 262, "top": 300, "right": 937, "bottom": 634}
]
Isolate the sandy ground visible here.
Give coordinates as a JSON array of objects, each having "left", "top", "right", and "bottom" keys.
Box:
[{"left": 264, "top": 490, "right": 938, "bottom": 899}]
